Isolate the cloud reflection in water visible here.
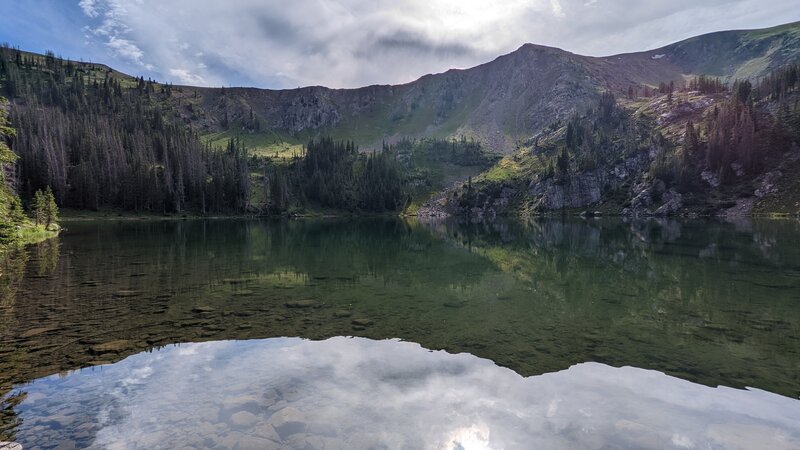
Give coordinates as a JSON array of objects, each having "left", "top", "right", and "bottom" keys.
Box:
[{"left": 9, "top": 337, "right": 800, "bottom": 449}]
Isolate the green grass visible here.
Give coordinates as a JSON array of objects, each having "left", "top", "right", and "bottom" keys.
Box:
[
  {"left": 478, "top": 148, "right": 549, "bottom": 184},
  {"left": 1, "top": 222, "right": 59, "bottom": 255},
  {"left": 17, "top": 223, "right": 59, "bottom": 246},
  {"left": 292, "top": 91, "right": 484, "bottom": 147},
  {"left": 202, "top": 131, "right": 305, "bottom": 159},
  {"left": 743, "top": 21, "right": 800, "bottom": 40}
]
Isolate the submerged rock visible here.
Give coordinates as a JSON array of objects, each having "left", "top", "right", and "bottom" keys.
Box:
[
  {"left": 0, "top": 442, "right": 23, "bottom": 450},
  {"left": 20, "top": 326, "right": 59, "bottom": 338},
  {"left": 229, "top": 411, "right": 258, "bottom": 429},
  {"left": 269, "top": 406, "right": 306, "bottom": 438},
  {"left": 233, "top": 435, "right": 278, "bottom": 448},
  {"left": 351, "top": 318, "right": 373, "bottom": 327},
  {"left": 284, "top": 300, "right": 316, "bottom": 308},
  {"left": 443, "top": 301, "right": 467, "bottom": 308},
  {"left": 113, "top": 290, "right": 140, "bottom": 298},
  {"left": 252, "top": 423, "right": 281, "bottom": 442}
]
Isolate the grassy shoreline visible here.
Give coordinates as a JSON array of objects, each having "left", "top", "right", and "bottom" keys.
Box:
[
  {"left": 17, "top": 224, "right": 60, "bottom": 246},
  {"left": 0, "top": 223, "right": 59, "bottom": 257}
]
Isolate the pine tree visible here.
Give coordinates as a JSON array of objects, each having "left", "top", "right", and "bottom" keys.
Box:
[
  {"left": 44, "top": 186, "right": 58, "bottom": 229},
  {"left": 31, "top": 189, "right": 45, "bottom": 225}
]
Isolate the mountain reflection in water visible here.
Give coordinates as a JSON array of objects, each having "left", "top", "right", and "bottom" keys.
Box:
[{"left": 6, "top": 337, "right": 800, "bottom": 449}]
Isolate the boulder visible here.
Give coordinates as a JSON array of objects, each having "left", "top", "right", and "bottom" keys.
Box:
[
  {"left": 229, "top": 411, "right": 258, "bottom": 429},
  {"left": 269, "top": 407, "right": 306, "bottom": 438}
]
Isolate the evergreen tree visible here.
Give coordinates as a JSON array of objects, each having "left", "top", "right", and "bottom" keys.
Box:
[
  {"left": 31, "top": 189, "right": 45, "bottom": 225},
  {"left": 0, "top": 48, "right": 250, "bottom": 214},
  {"left": 44, "top": 186, "right": 58, "bottom": 229}
]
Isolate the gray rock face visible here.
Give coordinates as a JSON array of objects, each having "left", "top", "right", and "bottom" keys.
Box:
[
  {"left": 527, "top": 151, "right": 651, "bottom": 211},
  {"left": 653, "top": 189, "right": 684, "bottom": 216},
  {"left": 755, "top": 170, "right": 782, "bottom": 198},
  {"left": 627, "top": 181, "right": 683, "bottom": 217},
  {"left": 529, "top": 171, "right": 605, "bottom": 210}
]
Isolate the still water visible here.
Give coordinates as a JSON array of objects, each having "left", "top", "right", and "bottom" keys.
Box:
[{"left": 0, "top": 217, "right": 799, "bottom": 449}]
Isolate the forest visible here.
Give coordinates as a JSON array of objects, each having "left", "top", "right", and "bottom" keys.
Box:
[
  {"left": 263, "top": 137, "right": 408, "bottom": 213},
  {"left": 0, "top": 48, "right": 428, "bottom": 216},
  {"left": 0, "top": 47, "right": 250, "bottom": 214},
  {"left": 660, "top": 65, "right": 800, "bottom": 190},
  {"left": 545, "top": 67, "right": 800, "bottom": 192}
]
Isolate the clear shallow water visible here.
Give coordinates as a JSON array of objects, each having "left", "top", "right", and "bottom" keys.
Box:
[
  {"left": 6, "top": 337, "right": 800, "bottom": 450},
  {"left": 1, "top": 217, "right": 799, "bottom": 448}
]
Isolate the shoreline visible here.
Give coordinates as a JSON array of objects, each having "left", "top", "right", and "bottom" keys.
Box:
[
  {"left": 57, "top": 206, "right": 800, "bottom": 223},
  {"left": 0, "top": 224, "right": 59, "bottom": 256},
  {"left": 59, "top": 209, "right": 406, "bottom": 222}
]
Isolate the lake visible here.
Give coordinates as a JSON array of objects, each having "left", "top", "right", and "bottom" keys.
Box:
[{"left": 1, "top": 217, "right": 799, "bottom": 449}]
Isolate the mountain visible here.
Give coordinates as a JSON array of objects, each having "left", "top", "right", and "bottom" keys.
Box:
[
  {"left": 5, "top": 22, "right": 798, "bottom": 155},
  {"left": 1, "top": 22, "right": 799, "bottom": 217},
  {"left": 173, "top": 21, "right": 800, "bottom": 153}
]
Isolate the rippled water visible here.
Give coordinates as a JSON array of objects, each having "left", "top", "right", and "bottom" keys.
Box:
[{"left": 1, "top": 217, "right": 799, "bottom": 449}]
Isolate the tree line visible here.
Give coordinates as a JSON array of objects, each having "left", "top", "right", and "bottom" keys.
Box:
[
  {"left": 264, "top": 137, "right": 408, "bottom": 213},
  {"left": 0, "top": 47, "right": 250, "bottom": 214},
  {"left": 383, "top": 136, "right": 491, "bottom": 167}
]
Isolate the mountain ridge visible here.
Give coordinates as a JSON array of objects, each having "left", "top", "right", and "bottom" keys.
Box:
[
  {"left": 4, "top": 22, "right": 799, "bottom": 154},
  {"left": 189, "top": 21, "right": 800, "bottom": 152}
]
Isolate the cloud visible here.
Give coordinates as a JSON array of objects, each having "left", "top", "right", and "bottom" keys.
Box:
[
  {"left": 105, "top": 36, "right": 145, "bottom": 66},
  {"left": 80, "top": 0, "right": 154, "bottom": 69},
  {"left": 168, "top": 68, "right": 206, "bottom": 85},
  {"left": 78, "top": 0, "right": 99, "bottom": 18},
  {"left": 60, "top": 0, "right": 800, "bottom": 88},
  {"left": 550, "top": 0, "right": 565, "bottom": 17},
  {"left": 372, "top": 31, "right": 475, "bottom": 57}
]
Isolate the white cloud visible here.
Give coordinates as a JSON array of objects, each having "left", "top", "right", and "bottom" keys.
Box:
[
  {"left": 168, "top": 68, "right": 206, "bottom": 85},
  {"left": 72, "top": 0, "right": 800, "bottom": 89},
  {"left": 550, "top": 0, "right": 565, "bottom": 17},
  {"left": 106, "top": 36, "right": 143, "bottom": 65},
  {"left": 81, "top": 0, "right": 152, "bottom": 69},
  {"left": 78, "top": 0, "right": 99, "bottom": 18}
]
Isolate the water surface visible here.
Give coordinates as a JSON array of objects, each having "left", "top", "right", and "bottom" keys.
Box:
[
  {"left": 7, "top": 337, "right": 800, "bottom": 449},
  {"left": 1, "top": 217, "right": 799, "bottom": 448}
]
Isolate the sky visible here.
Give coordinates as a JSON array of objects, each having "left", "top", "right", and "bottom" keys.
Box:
[{"left": 0, "top": 0, "right": 798, "bottom": 89}]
